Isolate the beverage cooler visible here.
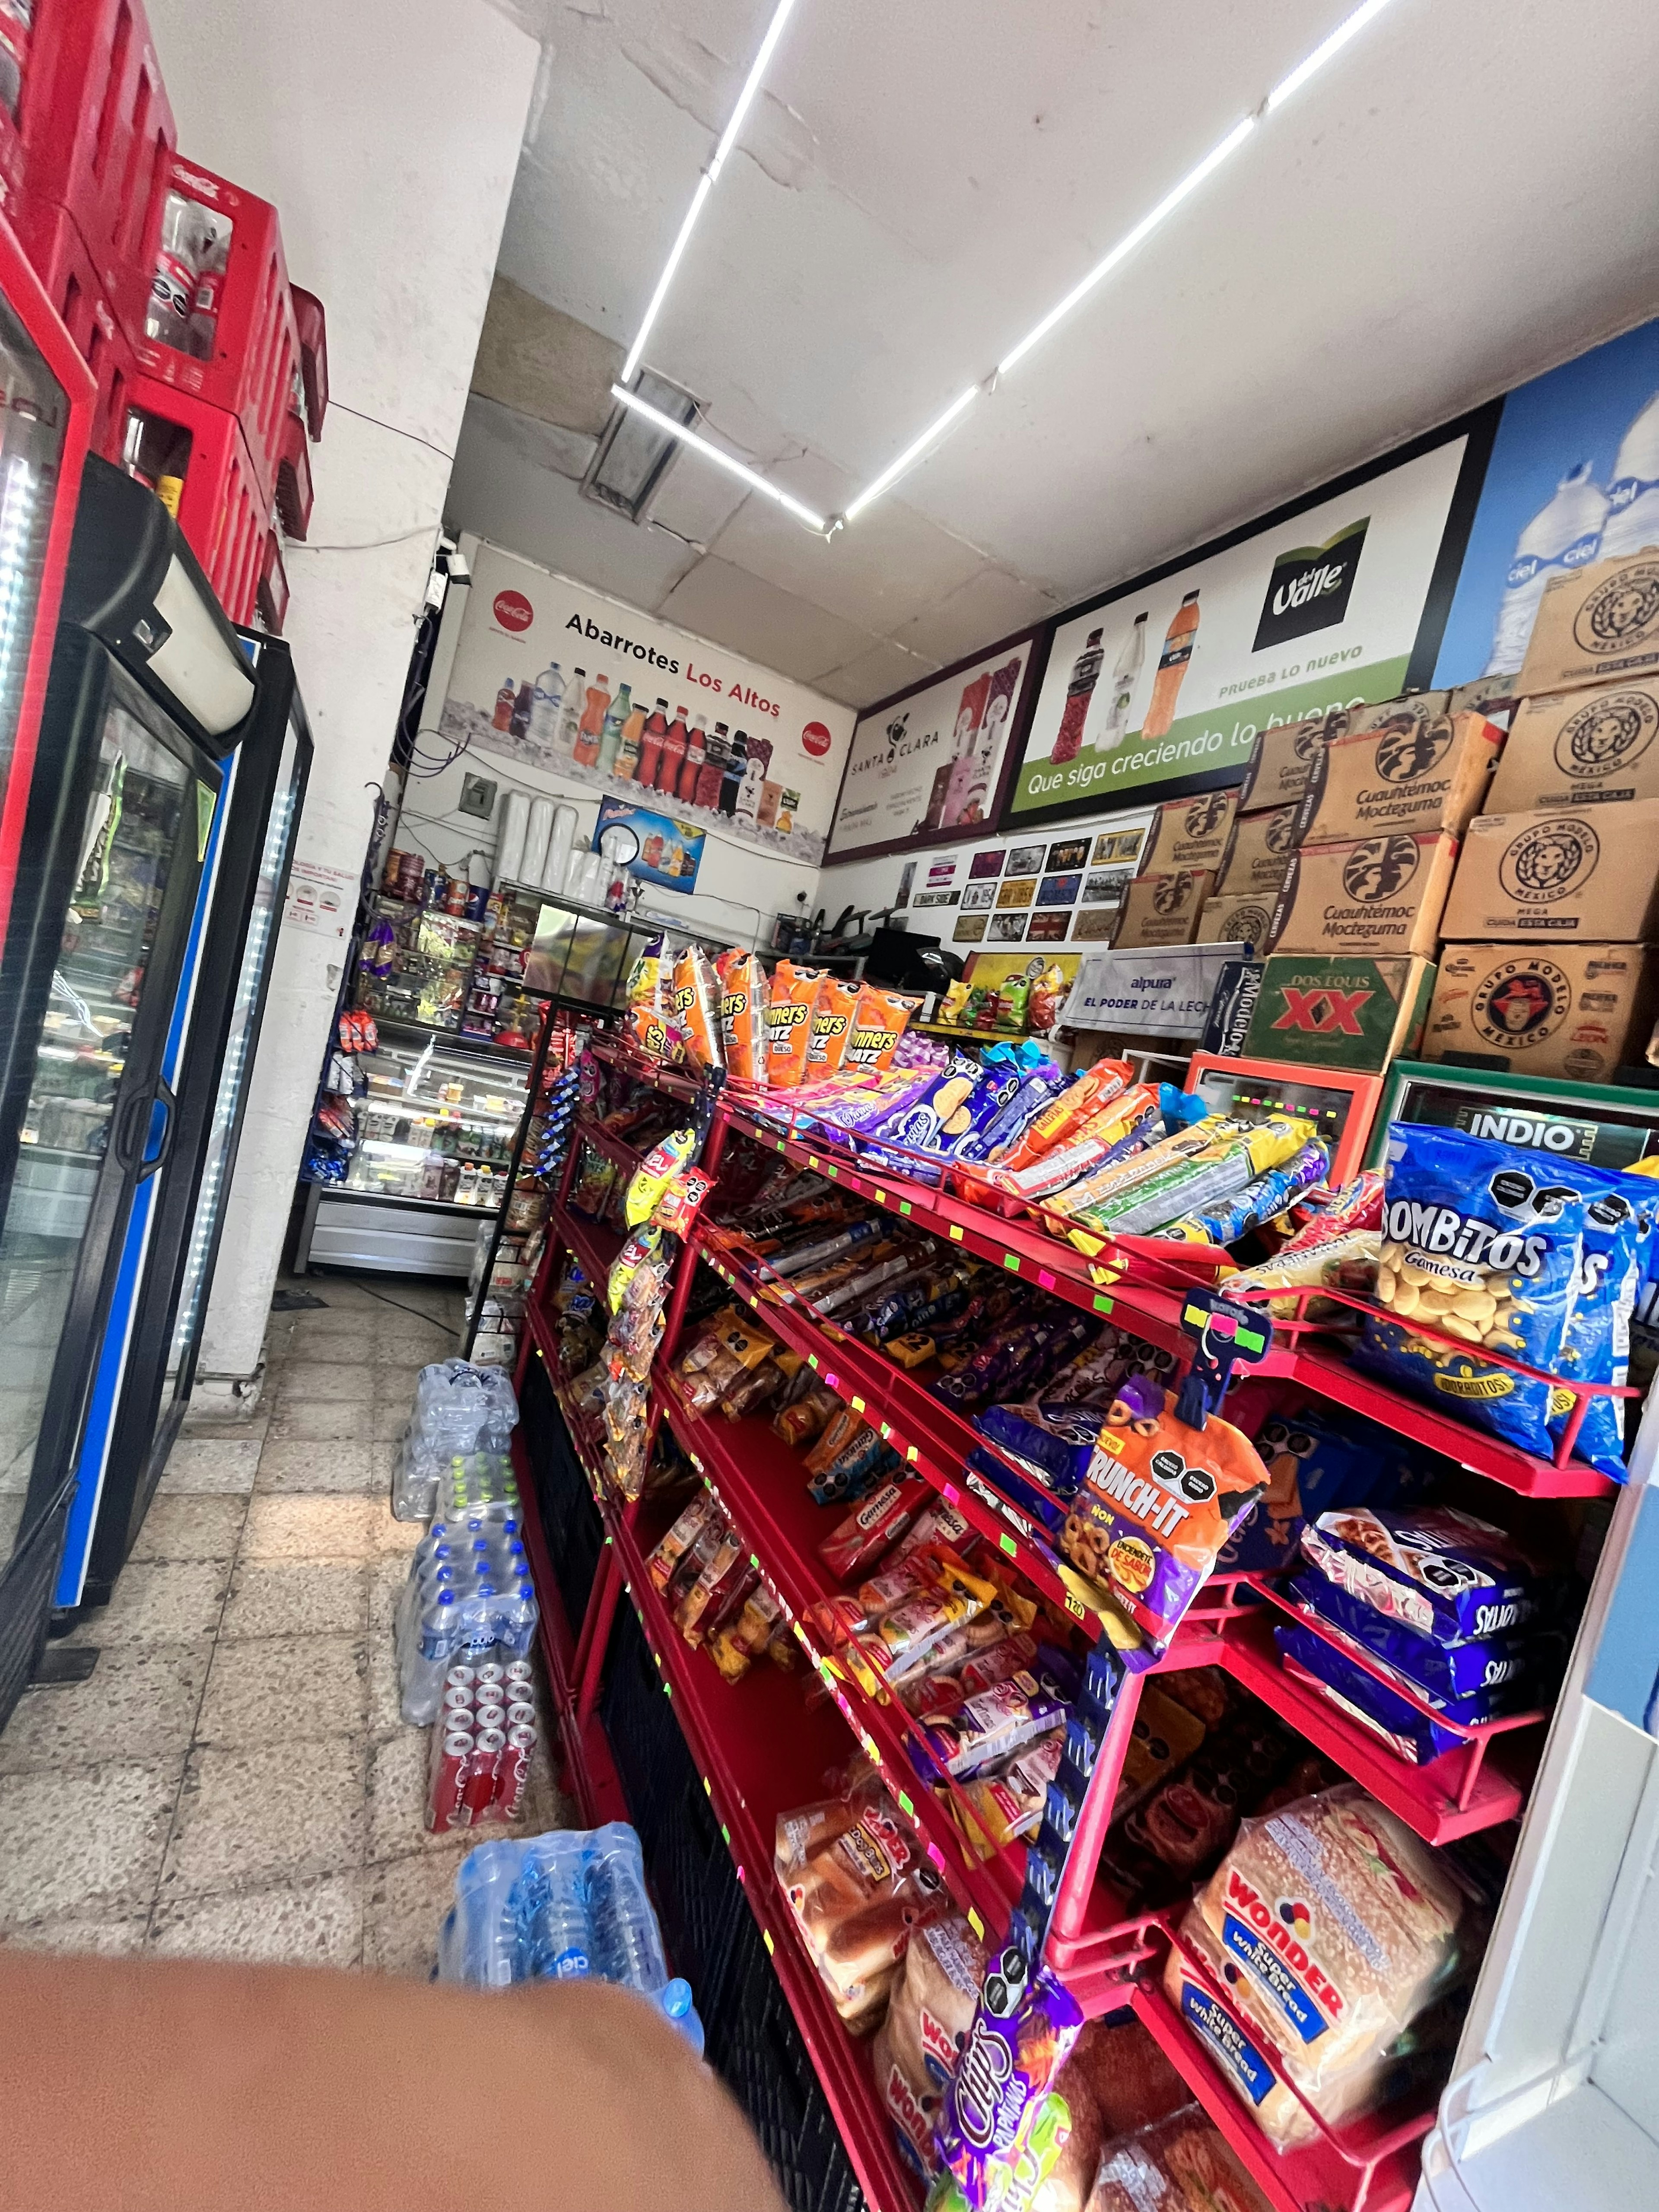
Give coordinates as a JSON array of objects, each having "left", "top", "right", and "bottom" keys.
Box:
[{"left": 0, "top": 451, "right": 295, "bottom": 1690}]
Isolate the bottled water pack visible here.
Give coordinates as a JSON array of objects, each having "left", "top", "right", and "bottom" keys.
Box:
[
  {"left": 436, "top": 1824, "right": 703, "bottom": 2055},
  {"left": 391, "top": 1360, "right": 519, "bottom": 1519},
  {"left": 396, "top": 1512, "right": 539, "bottom": 1725}
]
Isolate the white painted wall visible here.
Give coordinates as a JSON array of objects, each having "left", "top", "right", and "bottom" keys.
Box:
[{"left": 144, "top": 0, "right": 539, "bottom": 1394}]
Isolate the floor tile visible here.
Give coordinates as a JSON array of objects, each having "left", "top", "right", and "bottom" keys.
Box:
[
  {"left": 149, "top": 1870, "right": 363, "bottom": 1967},
  {"left": 275, "top": 1362, "right": 375, "bottom": 1403},
  {"left": 372, "top": 1327, "right": 454, "bottom": 1364},
  {"left": 0, "top": 1913, "right": 151, "bottom": 1957},
  {"left": 372, "top": 1364, "right": 425, "bottom": 1406},
  {"left": 283, "top": 1316, "right": 377, "bottom": 1358},
  {"left": 369, "top": 1398, "right": 413, "bottom": 1443},
  {"left": 0, "top": 1642, "right": 210, "bottom": 1775},
  {"left": 365, "top": 1630, "right": 406, "bottom": 1739},
  {"left": 267, "top": 1400, "right": 374, "bottom": 1444},
  {"left": 179, "top": 1405, "right": 271, "bottom": 1443},
  {"left": 157, "top": 1437, "right": 262, "bottom": 1495},
  {"left": 368, "top": 1554, "right": 409, "bottom": 1640},
  {"left": 362, "top": 1848, "right": 468, "bottom": 1978},
  {"left": 240, "top": 1496, "right": 379, "bottom": 1561},
  {"left": 369, "top": 1499, "right": 424, "bottom": 1555},
  {"left": 220, "top": 1559, "right": 368, "bottom": 1643},
  {"left": 367, "top": 1728, "right": 461, "bottom": 1861},
  {"left": 71, "top": 1559, "right": 231, "bottom": 1646},
  {"left": 128, "top": 1494, "right": 246, "bottom": 1563},
  {"left": 255, "top": 1440, "right": 382, "bottom": 1494},
  {"left": 196, "top": 1634, "right": 368, "bottom": 1749},
  {"left": 160, "top": 1736, "right": 367, "bottom": 1898},
  {"left": 0, "top": 1761, "right": 179, "bottom": 1923}
]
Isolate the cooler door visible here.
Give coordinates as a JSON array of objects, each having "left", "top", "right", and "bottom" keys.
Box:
[
  {"left": 0, "top": 680, "right": 209, "bottom": 1564},
  {"left": 165, "top": 709, "right": 303, "bottom": 1399}
]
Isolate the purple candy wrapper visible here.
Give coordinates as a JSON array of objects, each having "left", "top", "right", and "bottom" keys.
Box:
[{"left": 938, "top": 1949, "right": 1083, "bottom": 2206}]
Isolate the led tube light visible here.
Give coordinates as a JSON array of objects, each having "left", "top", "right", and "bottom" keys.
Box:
[
  {"left": 620, "top": 0, "right": 800, "bottom": 384},
  {"left": 608, "top": 384, "right": 829, "bottom": 530},
  {"left": 1267, "top": 0, "right": 1398, "bottom": 109},
  {"left": 842, "top": 385, "right": 982, "bottom": 524}
]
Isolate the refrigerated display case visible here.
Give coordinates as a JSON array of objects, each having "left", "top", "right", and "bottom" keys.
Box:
[
  {"left": 294, "top": 1022, "right": 536, "bottom": 1280},
  {"left": 0, "top": 455, "right": 255, "bottom": 1719},
  {"left": 60, "top": 631, "right": 311, "bottom": 1611}
]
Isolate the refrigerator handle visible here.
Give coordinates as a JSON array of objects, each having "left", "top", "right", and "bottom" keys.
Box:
[{"left": 134, "top": 1081, "right": 178, "bottom": 1184}]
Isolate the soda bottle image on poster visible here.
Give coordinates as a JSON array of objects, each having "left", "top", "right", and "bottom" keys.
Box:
[
  {"left": 1141, "top": 591, "right": 1201, "bottom": 740},
  {"left": 1050, "top": 628, "right": 1105, "bottom": 762}
]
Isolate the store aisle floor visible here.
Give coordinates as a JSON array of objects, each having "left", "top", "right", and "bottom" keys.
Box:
[{"left": 0, "top": 1274, "right": 568, "bottom": 1971}]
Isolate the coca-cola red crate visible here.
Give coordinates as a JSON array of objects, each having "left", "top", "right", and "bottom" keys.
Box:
[
  {"left": 0, "top": 15, "right": 27, "bottom": 203},
  {"left": 135, "top": 152, "right": 299, "bottom": 516},
  {"left": 13, "top": 0, "right": 175, "bottom": 347},
  {"left": 275, "top": 406, "right": 312, "bottom": 539},
  {"left": 118, "top": 370, "right": 266, "bottom": 624},
  {"left": 18, "top": 196, "right": 135, "bottom": 459},
  {"left": 257, "top": 529, "right": 288, "bottom": 635},
  {"left": 291, "top": 283, "right": 327, "bottom": 437}
]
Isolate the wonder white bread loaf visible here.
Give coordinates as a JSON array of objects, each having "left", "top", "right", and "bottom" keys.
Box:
[{"left": 1164, "top": 1785, "right": 1465, "bottom": 2146}]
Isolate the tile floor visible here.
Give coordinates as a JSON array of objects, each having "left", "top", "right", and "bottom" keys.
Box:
[{"left": 0, "top": 1272, "right": 568, "bottom": 1975}]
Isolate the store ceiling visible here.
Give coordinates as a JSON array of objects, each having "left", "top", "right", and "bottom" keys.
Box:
[{"left": 459, "top": 0, "right": 1659, "bottom": 710}]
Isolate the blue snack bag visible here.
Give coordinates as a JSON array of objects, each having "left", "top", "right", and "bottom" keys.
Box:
[
  {"left": 1285, "top": 1568, "right": 1561, "bottom": 1707},
  {"left": 1273, "top": 1622, "right": 1468, "bottom": 1764},
  {"left": 1299, "top": 1503, "right": 1558, "bottom": 1646},
  {"left": 1545, "top": 1170, "right": 1657, "bottom": 1480},
  {"left": 1219, "top": 1402, "right": 1393, "bottom": 1573},
  {"left": 1356, "top": 1124, "right": 1586, "bottom": 1456},
  {"left": 973, "top": 1402, "right": 1103, "bottom": 1496}
]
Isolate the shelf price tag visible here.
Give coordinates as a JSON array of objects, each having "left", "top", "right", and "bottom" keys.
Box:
[{"left": 949, "top": 1224, "right": 964, "bottom": 1242}]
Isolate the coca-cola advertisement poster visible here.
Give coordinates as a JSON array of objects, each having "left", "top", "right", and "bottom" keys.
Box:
[
  {"left": 439, "top": 542, "right": 855, "bottom": 866},
  {"left": 1004, "top": 429, "right": 1477, "bottom": 829},
  {"left": 825, "top": 635, "right": 1038, "bottom": 863}
]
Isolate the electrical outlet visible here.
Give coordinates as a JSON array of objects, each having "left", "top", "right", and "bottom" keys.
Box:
[{"left": 458, "top": 773, "right": 498, "bottom": 821}]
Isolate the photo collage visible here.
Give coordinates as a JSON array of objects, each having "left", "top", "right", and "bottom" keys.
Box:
[{"left": 944, "top": 826, "right": 1145, "bottom": 944}]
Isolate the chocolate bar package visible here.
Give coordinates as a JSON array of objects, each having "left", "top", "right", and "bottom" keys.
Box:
[
  {"left": 1285, "top": 1567, "right": 1560, "bottom": 1707},
  {"left": 1298, "top": 1504, "right": 1560, "bottom": 1646},
  {"left": 973, "top": 1401, "right": 1104, "bottom": 1495}
]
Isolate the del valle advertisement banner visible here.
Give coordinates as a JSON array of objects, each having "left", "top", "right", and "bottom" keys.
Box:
[
  {"left": 826, "top": 635, "right": 1037, "bottom": 863},
  {"left": 1004, "top": 428, "right": 1478, "bottom": 828},
  {"left": 440, "top": 541, "right": 856, "bottom": 868}
]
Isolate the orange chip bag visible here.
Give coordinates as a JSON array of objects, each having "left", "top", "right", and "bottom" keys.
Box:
[
  {"left": 670, "top": 944, "right": 724, "bottom": 1074},
  {"left": 718, "top": 950, "right": 769, "bottom": 1084},
  {"left": 805, "top": 975, "right": 859, "bottom": 1078},
  {"left": 626, "top": 935, "right": 667, "bottom": 1059},
  {"left": 993, "top": 1055, "right": 1134, "bottom": 1173},
  {"left": 843, "top": 986, "right": 917, "bottom": 1073},
  {"left": 765, "top": 960, "right": 823, "bottom": 1089},
  {"left": 1060, "top": 1373, "right": 1267, "bottom": 1648}
]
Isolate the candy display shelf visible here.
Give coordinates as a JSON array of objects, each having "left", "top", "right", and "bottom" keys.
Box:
[{"left": 512, "top": 1035, "right": 1615, "bottom": 2212}]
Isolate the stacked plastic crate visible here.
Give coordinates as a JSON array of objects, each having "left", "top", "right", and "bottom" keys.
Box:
[{"left": 5, "top": 0, "right": 325, "bottom": 628}]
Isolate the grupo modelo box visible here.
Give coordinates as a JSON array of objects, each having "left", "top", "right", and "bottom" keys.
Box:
[
  {"left": 1424, "top": 944, "right": 1657, "bottom": 1085},
  {"left": 1439, "top": 798, "right": 1659, "bottom": 942},
  {"left": 1267, "top": 829, "right": 1458, "bottom": 958},
  {"left": 1517, "top": 551, "right": 1659, "bottom": 696},
  {"left": 1487, "top": 676, "right": 1659, "bottom": 812}
]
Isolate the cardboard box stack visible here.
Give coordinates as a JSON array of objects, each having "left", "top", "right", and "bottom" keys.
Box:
[
  {"left": 1425, "top": 550, "right": 1659, "bottom": 1083},
  {"left": 1109, "top": 788, "right": 1234, "bottom": 948}
]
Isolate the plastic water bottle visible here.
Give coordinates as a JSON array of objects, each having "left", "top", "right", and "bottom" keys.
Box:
[
  {"left": 496, "top": 1580, "right": 540, "bottom": 1661},
  {"left": 443, "top": 1839, "right": 524, "bottom": 1987},
  {"left": 1486, "top": 462, "right": 1608, "bottom": 674},
  {"left": 1601, "top": 391, "right": 1659, "bottom": 560},
  {"left": 400, "top": 1588, "right": 461, "bottom": 1724},
  {"left": 529, "top": 662, "right": 566, "bottom": 750},
  {"left": 518, "top": 1833, "right": 593, "bottom": 1980},
  {"left": 587, "top": 1830, "right": 703, "bottom": 2053}
]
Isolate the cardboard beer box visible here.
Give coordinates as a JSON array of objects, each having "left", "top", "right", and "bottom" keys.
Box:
[
  {"left": 1111, "top": 868, "right": 1214, "bottom": 949},
  {"left": 1340, "top": 690, "right": 1450, "bottom": 737},
  {"left": 1487, "top": 675, "right": 1659, "bottom": 811},
  {"left": 1236, "top": 714, "right": 1329, "bottom": 813},
  {"left": 1242, "top": 953, "right": 1436, "bottom": 1073},
  {"left": 1268, "top": 829, "right": 1458, "bottom": 958},
  {"left": 1440, "top": 798, "right": 1659, "bottom": 941},
  {"left": 1138, "top": 787, "right": 1238, "bottom": 874},
  {"left": 1447, "top": 672, "right": 1522, "bottom": 724},
  {"left": 1214, "top": 802, "right": 1300, "bottom": 899},
  {"left": 1300, "top": 711, "right": 1502, "bottom": 843},
  {"left": 1198, "top": 893, "right": 1277, "bottom": 949},
  {"left": 1425, "top": 944, "right": 1657, "bottom": 1084},
  {"left": 1517, "top": 550, "right": 1659, "bottom": 695}
]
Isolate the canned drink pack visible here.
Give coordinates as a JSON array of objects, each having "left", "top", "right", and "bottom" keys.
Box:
[
  {"left": 475, "top": 1662, "right": 507, "bottom": 1690},
  {"left": 427, "top": 1729, "right": 475, "bottom": 1833},
  {"left": 463, "top": 1728, "right": 506, "bottom": 1821},
  {"left": 505, "top": 1659, "right": 534, "bottom": 1687},
  {"left": 497, "top": 1723, "right": 537, "bottom": 1821},
  {"left": 505, "top": 1699, "right": 537, "bottom": 1731}
]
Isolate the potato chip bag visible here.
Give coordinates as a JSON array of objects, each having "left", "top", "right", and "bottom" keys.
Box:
[
  {"left": 805, "top": 974, "right": 860, "bottom": 1078},
  {"left": 717, "top": 950, "right": 769, "bottom": 1084},
  {"left": 669, "top": 944, "right": 724, "bottom": 1074},
  {"left": 1061, "top": 1375, "right": 1268, "bottom": 1648},
  {"left": 844, "top": 985, "right": 917, "bottom": 1073},
  {"left": 765, "top": 960, "right": 823, "bottom": 1088},
  {"left": 625, "top": 935, "right": 667, "bottom": 1058}
]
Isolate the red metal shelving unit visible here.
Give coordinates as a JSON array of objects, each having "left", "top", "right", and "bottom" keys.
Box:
[{"left": 514, "top": 1036, "right": 1611, "bottom": 2212}]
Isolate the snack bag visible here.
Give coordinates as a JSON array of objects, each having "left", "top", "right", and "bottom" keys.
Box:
[
  {"left": 1028, "top": 963, "right": 1070, "bottom": 1036},
  {"left": 1356, "top": 1124, "right": 1586, "bottom": 1455},
  {"left": 937, "top": 1947, "right": 1084, "bottom": 2206},
  {"left": 805, "top": 974, "right": 860, "bottom": 1078},
  {"left": 1216, "top": 1402, "right": 1401, "bottom": 1573},
  {"left": 845, "top": 985, "right": 918, "bottom": 1072},
  {"left": 764, "top": 961, "right": 823, "bottom": 1088},
  {"left": 1278, "top": 1169, "right": 1385, "bottom": 1250},
  {"left": 1221, "top": 1229, "right": 1379, "bottom": 1321},
  {"left": 1297, "top": 1503, "right": 1560, "bottom": 1645},
  {"left": 718, "top": 950, "right": 769, "bottom": 1084},
  {"left": 1157, "top": 1138, "right": 1330, "bottom": 1246},
  {"left": 650, "top": 1167, "right": 715, "bottom": 1238},
  {"left": 624, "top": 936, "right": 667, "bottom": 1058},
  {"left": 1061, "top": 1376, "right": 1268, "bottom": 1648},
  {"left": 992, "top": 1058, "right": 1134, "bottom": 1176},
  {"left": 1546, "top": 1167, "right": 1655, "bottom": 1478},
  {"left": 669, "top": 944, "right": 725, "bottom": 1074},
  {"left": 624, "top": 1129, "right": 696, "bottom": 1226}
]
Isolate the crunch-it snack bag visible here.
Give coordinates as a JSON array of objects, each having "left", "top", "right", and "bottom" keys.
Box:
[
  {"left": 1061, "top": 1375, "right": 1267, "bottom": 1649},
  {"left": 764, "top": 960, "right": 823, "bottom": 1088}
]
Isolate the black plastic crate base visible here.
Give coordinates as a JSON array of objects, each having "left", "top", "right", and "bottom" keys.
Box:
[{"left": 519, "top": 1359, "right": 605, "bottom": 1634}]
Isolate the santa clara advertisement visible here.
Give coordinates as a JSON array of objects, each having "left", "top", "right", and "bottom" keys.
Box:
[{"left": 440, "top": 542, "right": 856, "bottom": 867}]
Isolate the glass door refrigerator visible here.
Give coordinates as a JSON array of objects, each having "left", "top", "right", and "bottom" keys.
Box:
[
  {"left": 0, "top": 456, "right": 260, "bottom": 1722},
  {"left": 62, "top": 632, "right": 311, "bottom": 1612}
]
